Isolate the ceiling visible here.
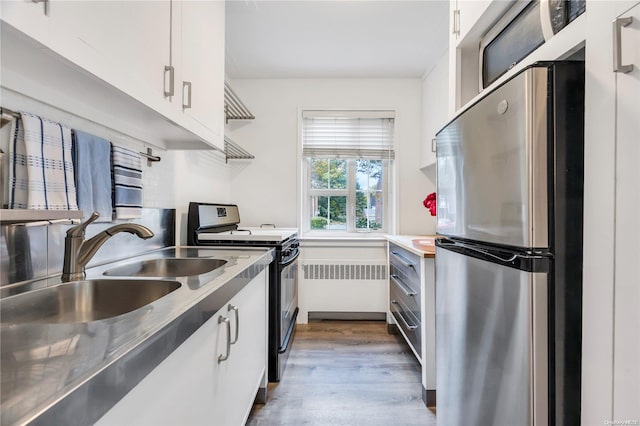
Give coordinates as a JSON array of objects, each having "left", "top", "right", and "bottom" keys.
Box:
[{"left": 225, "top": 1, "right": 450, "bottom": 79}]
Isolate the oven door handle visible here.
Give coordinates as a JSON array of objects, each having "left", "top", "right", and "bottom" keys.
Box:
[
  {"left": 278, "top": 307, "right": 299, "bottom": 354},
  {"left": 280, "top": 249, "right": 300, "bottom": 268}
]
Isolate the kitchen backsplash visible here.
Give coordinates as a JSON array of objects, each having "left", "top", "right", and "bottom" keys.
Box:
[{"left": 0, "top": 208, "right": 175, "bottom": 291}]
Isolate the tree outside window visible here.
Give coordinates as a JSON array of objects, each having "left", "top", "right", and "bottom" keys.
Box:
[{"left": 308, "top": 158, "right": 386, "bottom": 232}]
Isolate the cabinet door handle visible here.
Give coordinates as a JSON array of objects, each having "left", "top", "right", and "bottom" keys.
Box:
[
  {"left": 452, "top": 9, "right": 460, "bottom": 36},
  {"left": 182, "top": 81, "right": 192, "bottom": 109},
  {"left": 31, "top": 0, "right": 49, "bottom": 15},
  {"left": 218, "top": 316, "right": 231, "bottom": 363},
  {"left": 613, "top": 17, "right": 634, "bottom": 73},
  {"left": 391, "top": 274, "right": 418, "bottom": 297},
  {"left": 391, "top": 300, "right": 418, "bottom": 330},
  {"left": 228, "top": 304, "right": 239, "bottom": 344},
  {"left": 164, "top": 65, "right": 175, "bottom": 97}
]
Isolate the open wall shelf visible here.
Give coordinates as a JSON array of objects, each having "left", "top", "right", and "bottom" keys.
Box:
[{"left": 224, "top": 82, "right": 255, "bottom": 122}]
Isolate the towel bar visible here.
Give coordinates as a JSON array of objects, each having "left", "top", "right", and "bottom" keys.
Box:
[
  {"left": 139, "top": 147, "right": 161, "bottom": 167},
  {"left": 0, "top": 107, "right": 20, "bottom": 128}
]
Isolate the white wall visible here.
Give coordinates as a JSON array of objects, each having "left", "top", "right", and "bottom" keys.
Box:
[
  {"left": 226, "top": 78, "right": 433, "bottom": 235},
  {"left": 174, "top": 150, "right": 231, "bottom": 244},
  {"left": 419, "top": 49, "right": 449, "bottom": 233}
]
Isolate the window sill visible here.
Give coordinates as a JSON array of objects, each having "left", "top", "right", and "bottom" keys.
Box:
[
  {"left": 300, "top": 231, "right": 387, "bottom": 239},
  {"left": 299, "top": 233, "right": 388, "bottom": 247}
]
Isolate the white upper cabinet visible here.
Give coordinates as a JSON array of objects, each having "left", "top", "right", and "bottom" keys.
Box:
[
  {"left": 448, "top": 0, "right": 497, "bottom": 114},
  {"left": 177, "top": 0, "right": 225, "bottom": 144},
  {"left": 451, "top": 0, "right": 492, "bottom": 43},
  {"left": 0, "top": 0, "right": 224, "bottom": 150},
  {"left": 54, "top": 1, "right": 173, "bottom": 111}
]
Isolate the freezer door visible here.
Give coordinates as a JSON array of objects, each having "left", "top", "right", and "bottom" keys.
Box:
[
  {"left": 436, "top": 66, "right": 549, "bottom": 248},
  {"left": 435, "top": 244, "right": 549, "bottom": 426}
]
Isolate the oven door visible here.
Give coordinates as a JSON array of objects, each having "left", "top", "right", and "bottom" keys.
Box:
[{"left": 279, "top": 250, "right": 299, "bottom": 355}]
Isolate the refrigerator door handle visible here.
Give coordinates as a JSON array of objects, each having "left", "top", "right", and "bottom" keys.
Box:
[
  {"left": 437, "top": 239, "right": 518, "bottom": 262},
  {"left": 436, "top": 238, "right": 551, "bottom": 273}
]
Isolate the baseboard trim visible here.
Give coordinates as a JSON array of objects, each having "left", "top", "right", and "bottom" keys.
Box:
[
  {"left": 387, "top": 323, "right": 399, "bottom": 335},
  {"left": 422, "top": 386, "right": 436, "bottom": 408},
  {"left": 255, "top": 386, "right": 267, "bottom": 404},
  {"left": 308, "top": 312, "right": 386, "bottom": 321}
]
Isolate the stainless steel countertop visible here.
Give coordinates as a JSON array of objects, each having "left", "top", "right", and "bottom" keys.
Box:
[{"left": 0, "top": 246, "right": 274, "bottom": 426}]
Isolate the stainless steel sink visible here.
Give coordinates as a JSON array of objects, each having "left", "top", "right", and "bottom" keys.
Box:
[
  {"left": 0, "top": 279, "right": 181, "bottom": 324},
  {"left": 103, "top": 258, "right": 227, "bottom": 278}
]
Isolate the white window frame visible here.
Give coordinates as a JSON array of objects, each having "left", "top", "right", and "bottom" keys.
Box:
[{"left": 298, "top": 109, "right": 396, "bottom": 237}]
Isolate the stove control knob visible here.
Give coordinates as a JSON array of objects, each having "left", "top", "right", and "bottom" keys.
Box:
[
  {"left": 282, "top": 249, "right": 292, "bottom": 258},
  {"left": 291, "top": 242, "right": 300, "bottom": 249}
]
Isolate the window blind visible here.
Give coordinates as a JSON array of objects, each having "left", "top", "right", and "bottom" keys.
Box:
[{"left": 302, "top": 111, "right": 395, "bottom": 160}]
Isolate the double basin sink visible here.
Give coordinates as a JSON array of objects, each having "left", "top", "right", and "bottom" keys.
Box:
[{"left": 1, "top": 258, "right": 228, "bottom": 324}]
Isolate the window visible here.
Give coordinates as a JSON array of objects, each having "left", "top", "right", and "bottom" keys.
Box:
[{"left": 301, "top": 110, "right": 394, "bottom": 234}]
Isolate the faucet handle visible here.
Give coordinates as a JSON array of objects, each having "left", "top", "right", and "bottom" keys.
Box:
[{"left": 67, "top": 211, "right": 100, "bottom": 237}]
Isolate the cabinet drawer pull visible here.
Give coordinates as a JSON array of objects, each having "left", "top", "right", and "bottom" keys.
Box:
[
  {"left": 182, "top": 81, "right": 192, "bottom": 109},
  {"left": 391, "top": 274, "right": 418, "bottom": 297},
  {"left": 164, "top": 65, "right": 175, "bottom": 97},
  {"left": 228, "top": 304, "right": 239, "bottom": 344},
  {"left": 218, "top": 316, "right": 231, "bottom": 363},
  {"left": 391, "top": 251, "right": 416, "bottom": 270},
  {"left": 391, "top": 300, "right": 418, "bottom": 330}
]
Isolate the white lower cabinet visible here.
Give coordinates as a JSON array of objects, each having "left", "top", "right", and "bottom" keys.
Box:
[{"left": 97, "top": 269, "right": 267, "bottom": 426}]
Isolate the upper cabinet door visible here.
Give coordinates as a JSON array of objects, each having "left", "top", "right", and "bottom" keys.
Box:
[
  {"left": 457, "top": 0, "right": 492, "bottom": 42},
  {"left": 1, "top": 1, "right": 173, "bottom": 113},
  {"left": 1, "top": 0, "right": 225, "bottom": 150},
  {"left": 178, "top": 0, "right": 225, "bottom": 149},
  {"left": 450, "top": 0, "right": 492, "bottom": 43},
  {"left": 60, "top": 1, "right": 173, "bottom": 110}
]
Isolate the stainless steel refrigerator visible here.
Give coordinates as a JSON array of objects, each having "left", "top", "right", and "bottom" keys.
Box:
[{"left": 435, "top": 61, "right": 584, "bottom": 426}]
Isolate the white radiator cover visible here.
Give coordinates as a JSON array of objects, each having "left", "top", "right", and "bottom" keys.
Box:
[
  {"left": 302, "top": 263, "right": 387, "bottom": 281},
  {"left": 298, "top": 259, "right": 388, "bottom": 324}
]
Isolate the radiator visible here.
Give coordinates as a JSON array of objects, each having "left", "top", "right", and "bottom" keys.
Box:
[
  {"left": 298, "top": 260, "right": 388, "bottom": 323},
  {"left": 302, "top": 263, "right": 387, "bottom": 280}
]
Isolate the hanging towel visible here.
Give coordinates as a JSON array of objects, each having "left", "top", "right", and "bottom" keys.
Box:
[
  {"left": 72, "top": 130, "right": 113, "bottom": 222},
  {"left": 111, "top": 144, "right": 143, "bottom": 219},
  {"left": 9, "top": 113, "right": 78, "bottom": 210},
  {"left": 8, "top": 118, "right": 27, "bottom": 209}
]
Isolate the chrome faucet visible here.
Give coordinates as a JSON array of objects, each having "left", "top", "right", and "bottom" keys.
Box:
[{"left": 61, "top": 212, "right": 154, "bottom": 282}]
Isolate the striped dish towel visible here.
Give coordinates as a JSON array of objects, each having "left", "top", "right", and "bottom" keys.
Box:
[
  {"left": 8, "top": 113, "right": 78, "bottom": 210},
  {"left": 111, "top": 144, "right": 143, "bottom": 219}
]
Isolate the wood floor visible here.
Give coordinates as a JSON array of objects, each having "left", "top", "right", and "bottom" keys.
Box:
[{"left": 247, "top": 320, "right": 437, "bottom": 426}]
